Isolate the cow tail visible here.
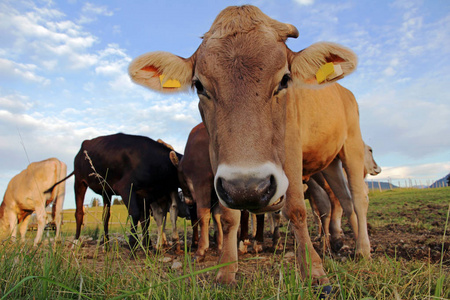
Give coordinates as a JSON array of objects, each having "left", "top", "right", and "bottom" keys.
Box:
[{"left": 44, "top": 171, "right": 74, "bottom": 194}]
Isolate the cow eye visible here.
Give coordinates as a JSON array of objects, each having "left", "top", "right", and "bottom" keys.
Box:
[
  {"left": 274, "top": 74, "right": 291, "bottom": 96},
  {"left": 193, "top": 79, "right": 208, "bottom": 97}
]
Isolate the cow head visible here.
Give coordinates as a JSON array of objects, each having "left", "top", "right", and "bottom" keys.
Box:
[
  {"left": 364, "top": 144, "right": 382, "bottom": 176},
  {"left": 129, "top": 5, "right": 357, "bottom": 213}
]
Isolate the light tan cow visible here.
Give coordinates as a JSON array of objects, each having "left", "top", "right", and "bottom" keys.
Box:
[
  {"left": 129, "top": 5, "right": 366, "bottom": 288},
  {"left": 0, "top": 158, "right": 67, "bottom": 246},
  {"left": 308, "top": 143, "right": 381, "bottom": 252}
]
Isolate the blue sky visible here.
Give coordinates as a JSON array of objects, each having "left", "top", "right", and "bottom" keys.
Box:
[{"left": 1, "top": 0, "right": 449, "bottom": 209}]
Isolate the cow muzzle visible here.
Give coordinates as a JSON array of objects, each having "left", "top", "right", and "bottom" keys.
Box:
[{"left": 214, "top": 163, "right": 288, "bottom": 213}]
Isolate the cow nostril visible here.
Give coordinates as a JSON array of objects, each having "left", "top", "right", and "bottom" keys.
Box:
[{"left": 216, "top": 177, "right": 233, "bottom": 206}]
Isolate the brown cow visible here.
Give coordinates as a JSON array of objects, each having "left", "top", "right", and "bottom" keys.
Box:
[
  {"left": 129, "top": 5, "right": 366, "bottom": 289},
  {"left": 0, "top": 158, "right": 67, "bottom": 246},
  {"left": 169, "top": 123, "right": 224, "bottom": 261}
]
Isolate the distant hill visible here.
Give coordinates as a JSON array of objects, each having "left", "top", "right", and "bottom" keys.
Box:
[
  {"left": 366, "top": 181, "right": 398, "bottom": 190},
  {"left": 429, "top": 173, "right": 450, "bottom": 188}
]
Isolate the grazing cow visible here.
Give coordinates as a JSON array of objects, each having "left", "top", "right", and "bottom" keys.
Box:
[
  {"left": 169, "top": 123, "right": 224, "bottom": 261},
  {"left": 129, "top": 5, "right": 365, "bottom": 288},
  {"left": 0, "top": 158, "right": 66, "bottom": 246},
  {"left": 46, "top": 133, "right": 183, "bottom": 249},
  {"left": 308, "top": 143, "right": 381, "bottom": 252},
  {"left": 150, "top": 191, "right": 194, "bottom": 252}
]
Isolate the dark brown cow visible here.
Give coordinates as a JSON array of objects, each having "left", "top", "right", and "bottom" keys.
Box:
[
  {"left": 169, "top": 123, "right": 224, "bottom": 261},
  {"left": 129, "top": 5, "right": 366, "bottom": 290},
  {"left": 46, "top": 133, "right": 183, "bottom": 250}
]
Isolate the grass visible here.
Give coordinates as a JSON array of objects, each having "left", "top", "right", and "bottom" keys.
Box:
[{"left": 0, "top": 188, "right": 449, "bottom": 299}]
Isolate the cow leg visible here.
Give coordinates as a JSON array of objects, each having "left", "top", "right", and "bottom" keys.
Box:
[
  {"left": 101, "top": 196, "right": 111, "bottom": 248},
  {"left": 328, "top": 193, "right": 345, "bottom": 252},
  {"left": 18, "top": 213, "right": 32, "bottom": 243},
  {"left": 306, "top": 176, "right": 332, "bottom": 251},
  {"left": 33, "top": 205, "right": 47, "bottom": 246},
  {"left": 74, "top": 177, "right": 88, "bottom": 241},
  {"left": 283, "top": 150, "right": 329, "bottom": 286},
  {"left": 250, "top": 212, "right": 257, "bottom": 238},
  {"left": 212, "top": 203, "right": 223, "bottom": 251},
  {"left": 340, "top": 145, "right": 371, "bottom": 258},
  {"left": 7, "top": 210, "right": 18, "bottom": 243},
  {"left": 253, "top": 214, "right": 265, "bottom": 253},
  {"left": 150, "top": 201, "right": 168, "bottom": 250},
  {"left": 194, "top": 205, "right": 211, "bottom": 261},
  {"left": 169, "top": 191, "right": 181, "bottom": 253},
  {"left": 270, "top": 211, "right": 282, "bottom": 250},
  {"left": 118, "top": 184, "right": 140, "bottom": 251},
  {"left": 193, "top": 187, "right": 213, "bottom": 261},
  {"left": 321, "top": 159, "right": 358, "bottom": 240},
  {"left": 238, "top": 210, "right": 250, "bottom": 254},
  {"left": 189, "top": 204, "right": 199, "bottom": 248},
  {"left": 140, "top": 199, "right": 152, "bottom": 250},
  {"left": 215, "top": 206, "right": 240, "bottom": 285}
]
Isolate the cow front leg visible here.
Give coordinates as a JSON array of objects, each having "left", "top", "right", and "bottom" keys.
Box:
[
  {"left": 101, "top": 197, "right": 111, "bottom": 248},
  {"left": 283, "top": 192, "right": 330, "bottom": 287},
  {"left": 169, "top": 191, "right": 181, "bottom": 253},
  {"left": 215, "top": 207, "right": 240, "bottom": 285},
  {"left": 212, "top": 203, "right": 223, "bottom": 252},
  {"left": 194, "top": 206, "right": 211, "bottom": 261},
  {"left": 18, "top": 213, "right": 32, "bottom": 244}
]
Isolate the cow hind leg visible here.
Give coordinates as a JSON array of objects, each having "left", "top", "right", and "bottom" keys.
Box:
[{"left": 33, "top": 206, "right": 47, "bottom": 246}]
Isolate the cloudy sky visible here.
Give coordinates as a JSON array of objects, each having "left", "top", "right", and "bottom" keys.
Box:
[{"left": 1, "top": 0, "right": 449, "bottom": 209}]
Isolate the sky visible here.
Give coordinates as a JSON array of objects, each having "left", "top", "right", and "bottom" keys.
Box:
[{"left": 1, "top": 0, "right": 449, "bottom": 209}]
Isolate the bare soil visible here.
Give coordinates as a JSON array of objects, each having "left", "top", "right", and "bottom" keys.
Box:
[{"left": 68, "top": 204, "right": 450, "bottom": 281}]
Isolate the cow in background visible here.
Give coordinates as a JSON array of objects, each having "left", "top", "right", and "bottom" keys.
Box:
[
  {"left": 169, "top": 123, "right": 224, "bottom": 262},
  {"left": 46, "top": 133, "right": 183, "bottom": 250},
  {"left": 308, "top": 143, "right": 381, "bottom": 252},
  {"left": 0, "top": 158, "right": 66, "bottom": 246},
  {"left": 149, "top": 191, "right": 195, "bottom": 253}
]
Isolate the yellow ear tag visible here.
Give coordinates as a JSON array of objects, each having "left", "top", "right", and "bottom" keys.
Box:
[
  {"left": 159, "top": 75, "right": 181, "bottom": 88},
  {"left": 316, "top": 62, "right": 343, "bottom": 84}
]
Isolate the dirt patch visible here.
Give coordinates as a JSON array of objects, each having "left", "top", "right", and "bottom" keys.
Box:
[{"left": 67, "top": 205, "right": 449, "bottom": 281}]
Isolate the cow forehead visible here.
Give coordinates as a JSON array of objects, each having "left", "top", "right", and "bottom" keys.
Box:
[{"left": 196, "top": 31, "right": 288, "bottom": 83}]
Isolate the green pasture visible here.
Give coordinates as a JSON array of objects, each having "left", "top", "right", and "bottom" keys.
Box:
[{"left": 0, "top": 187, "right": 449, "bottom": 299}]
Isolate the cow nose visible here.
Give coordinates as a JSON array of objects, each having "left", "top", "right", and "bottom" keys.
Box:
[
  {"left": 214, "top": 163, "right": 288, "bottom": 211},
  {"left": 216, "top": 175, "right": 276, "bottom": 210}
]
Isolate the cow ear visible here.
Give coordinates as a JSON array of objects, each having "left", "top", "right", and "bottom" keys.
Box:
[
  {"left": 169, "top": 151, "right": 179, "bottom": 167},
  {"left": 129, "top": 51, "right": 194, "bottom": 93},
  {"left": 290, "top": 42, "right": 357, "bottom": 88}
]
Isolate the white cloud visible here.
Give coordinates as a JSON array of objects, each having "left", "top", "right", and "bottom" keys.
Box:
[
  {"left": 0, "top": 94, "right": 33, "bottom": 113},
  {"left": 78, "top": 2, "right": 113, "bottom": 24},
  {"left": 293, "top": 0, "right": 315, "bottom": 5},
  {"left": 368, "top": 162, "right": 450, "bottom": 183},
  {"left": 0, "top": 58, "right": 50, "bottom": 84}
]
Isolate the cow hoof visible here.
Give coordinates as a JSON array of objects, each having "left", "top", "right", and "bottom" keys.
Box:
[
  {"left": 238, "top": 241, "right": 248, "bottom": 254},
  {"left": 330, "top": 238, "right": 344, "bottom": 252},
  {"left": 252, "top": 241, "right": 263, "bottom": 253},
  {"left": 315, "top": 285, "right": 333, "bottom": 299}
]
